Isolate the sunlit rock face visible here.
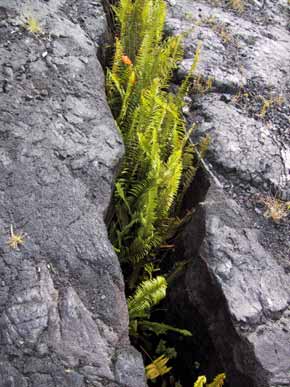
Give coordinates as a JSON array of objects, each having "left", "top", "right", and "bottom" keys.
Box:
[
  {"left": 165, "top": 0, "right": 290, "bottom": 386},
  {"left": 0, "top": 1, "right": 146, "bottom": 386}
]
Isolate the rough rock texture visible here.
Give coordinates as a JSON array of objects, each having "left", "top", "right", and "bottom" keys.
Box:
[
  {"left": 166, "top": 0, "right": 290, "bottom": 386},
  {"left": 174, "top": 182, "right": 290, "bottom": 386},
  {"left": 167, "top": 0, "right": 290, "bottom": 199},
  {"left": 0, "top": 1, "right": 146, "bottom": 386}
]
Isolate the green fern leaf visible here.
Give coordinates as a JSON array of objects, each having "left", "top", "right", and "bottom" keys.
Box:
[
  {"left": 145, "top": 355, "right": 172, "bottom": 380},
  {"left": 139, "top": 320, "right": 192, "bottom": 336},
  {"left": 128, "top": 276, "right": 167, "bottom": 319},
  {"left": 193, "top": 376, "right": 207, "bottom": 387},
  {"left": 207, "top": 373, "right": 226, "bottom": 387}
]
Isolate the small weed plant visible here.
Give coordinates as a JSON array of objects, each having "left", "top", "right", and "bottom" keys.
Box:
[
  {"left": 256, "top": 194, "right": 290, "bottom": 222},
  {"left": 22, "top": 16, "right": 43, "bottom": 34},
  {"left": 7, "top": 225, "right": 25, "bottom": 249}
]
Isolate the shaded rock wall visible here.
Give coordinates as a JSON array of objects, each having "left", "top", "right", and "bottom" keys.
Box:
[
  {"left": 0, "top": 1, "right": 146, "bottom": 386},
  {"left": 170, "top": 182, "right": 290, "bottom": 386}
]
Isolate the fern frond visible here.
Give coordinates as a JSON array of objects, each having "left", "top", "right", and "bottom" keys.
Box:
[
  {"left": 192, "top": 373, "right": 226, "bottom": 387},
  {"left": 107, "top": 70, "right": 125, "bottom": 100},
  {"left": 178, "top": 41, "right": 202, "bottom": 101},
  {"left": 107, "top": 0, "right": 203, "bottom": 281},
  {"left": 115, "top": 181, "right": 132, "bottom": 215},
  {"left": 127, "top": 276, "right": 167, "bottom": 319},
  {"left": 128, "top": 233, "right": 163, "bottom": 264},
  {"left": 118, "top": 68, "right": 137, "bottom": 123},
  {"left": 139, "top": 320, "right": 192, "bottom": 336},
  {"left": 111, "top": 38, "right": 123, "bottom": 78},
  {"left": 24, "top": 17, "right": 43, "bottom": 34},
  {"left": 158, "top": 149, "right": 183, "bottom": 215},
  {"left": 145, "top": 355, "right": 172, "bottom": 380},
  {"left": 193, "top": 376, "right": 207, "bottom": 387},
  {"left": 128, "top": 177, "right": 154, "bottom": 198},
  {"left": 207, "top": 373, "right": 226, "bottom": 387},
  {"left": 151, "top": 35, "right": 183, "bottom": 88}
]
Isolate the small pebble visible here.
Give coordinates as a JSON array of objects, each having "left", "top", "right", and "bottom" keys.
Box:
[
  {"left": 3, "top": 66, "right": 13, "bottom": 80},
  {"left": 0, "top": 21, "right": 8, "bottom": 28},
  {"left": 255, "top": 207, "right": 263, "bottom": 215},
  {"left": 40, "top": 89, "right": 48, "bottom": 97}
]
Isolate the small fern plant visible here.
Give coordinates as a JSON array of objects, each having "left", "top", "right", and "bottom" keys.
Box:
[
  {"left": 146, "top": 355, "right": 172, "bottom": 380},
  {"left": 128, "top": 275, "right": 191, "bottom": 383},
  {"left": 106, "top": 0, "right": 215, "bottom": 384},
  {"left": 128, "top": 276, "right": 191, "bottom": 338},
  {"left": 106, "top": 0, "right": 203, "bottom": 289},
  {"left": 193, "top": 373, "right": 226, "bottom": 387}
]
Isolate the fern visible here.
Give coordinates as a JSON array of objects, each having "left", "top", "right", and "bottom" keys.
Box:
[
  {"left": 108, "top": 67, "right": 201, "bottom": 268},
  {"left": 128, "top": 275, "right": 192, "bottom": 343},
  {"left": 156, "top": 339, "right": 177, "bottom": 359},
  {"left": 194, "top": 376, "right": 207, "bottom": 387},
  {"left": 193, "top": 373, "right": 226, "bottom": 387},
  {"left": 178, "top": 41, "right": 202, "bottom": 101},
  {"left": 207, "top": 373, "right": 226, "bottom": 387},
  {"left": 106, "top": 0, "right": 207, "bottom": 381},
  {"left": 128, "top": 276, "right": 167, "bottom": 320},
  {"left": 146, "top": 355, "right": 172, "bottom": 380},
  {"left": 138, "top": 320, "right": 192, "bottom": 337}
]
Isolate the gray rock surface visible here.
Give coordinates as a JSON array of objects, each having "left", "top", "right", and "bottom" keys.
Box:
[
  {"left": 0, "top": 1, "right": 146, "bottom": 386},
  {"left": 166, "top": 0, "right": 290, "bottom": 385},
  {"left": 167, "top": 0, "right": 290, "bottom": 198},
  {"left": 168, "top": 0, "right": 290, "bottom": 90},
  {"left": 176, "top": 182, "right": 290, "bottom": 387},
  {"left": 191, "top": 94, "right": 289, "bottom": 195}
]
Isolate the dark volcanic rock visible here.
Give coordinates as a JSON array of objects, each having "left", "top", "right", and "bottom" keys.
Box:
[
  {"left": 0, "top": 1, "right": 146, "bottom": 386},
  {"left": 191, "top": 94, "right": 289, "bottom": 196},
  {"left": 165, "top": 0, "right": 290, "bottom": 385},
  {"left": 167, "top": 0, "right": 290, "bottom": 199},
  {"left": 171, "top": 182, "right": 290, "bottom": 387}
]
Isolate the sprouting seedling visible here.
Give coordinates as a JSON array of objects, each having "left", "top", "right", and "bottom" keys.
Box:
[
  {"left": 7, "top": 225, "right": 25, "bottom": 249},
  {"left": 23, "top": 16, "right": 43, "bottom": 34}
]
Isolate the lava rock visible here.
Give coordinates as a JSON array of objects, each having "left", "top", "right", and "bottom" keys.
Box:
[
  {"left": 165, "top": 3, "right": 290, "bottom": 384},
  {"left": 0, "top": 1, "right": 146, "bottom": 386},
  {"left": 193, "top": 94, "right": 289, "bottom": 197},
  {"left": 178, "top": 182, "right": 290, "bottom": 387},
  {"left": 166, "top": 0, "right": 290, "bottom": 198}
]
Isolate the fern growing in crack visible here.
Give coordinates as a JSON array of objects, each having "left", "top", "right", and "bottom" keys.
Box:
[
  {"left": 128, "top": 276, "right": 191, "bottom": 338},
  {"left": 106, "top": 0, "right": 202, "bottom": 283},
  {"left": 105, "top": 0, "right": 213, "bottom": 384},
  {"left": 193, "top": 373, "right": 226, "bottom": 387},
  {"left": 128, "top": 276, "right": 167, "bottom": 320}
]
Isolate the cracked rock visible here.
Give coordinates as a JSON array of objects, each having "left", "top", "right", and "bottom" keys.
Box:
[{"left": 0, "top": 1, "right": 146, "bottom": 386}]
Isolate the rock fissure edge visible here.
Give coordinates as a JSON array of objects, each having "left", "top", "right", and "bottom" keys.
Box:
[{"left": 0, "top": 1, "right": 146, "bottom": 386}]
